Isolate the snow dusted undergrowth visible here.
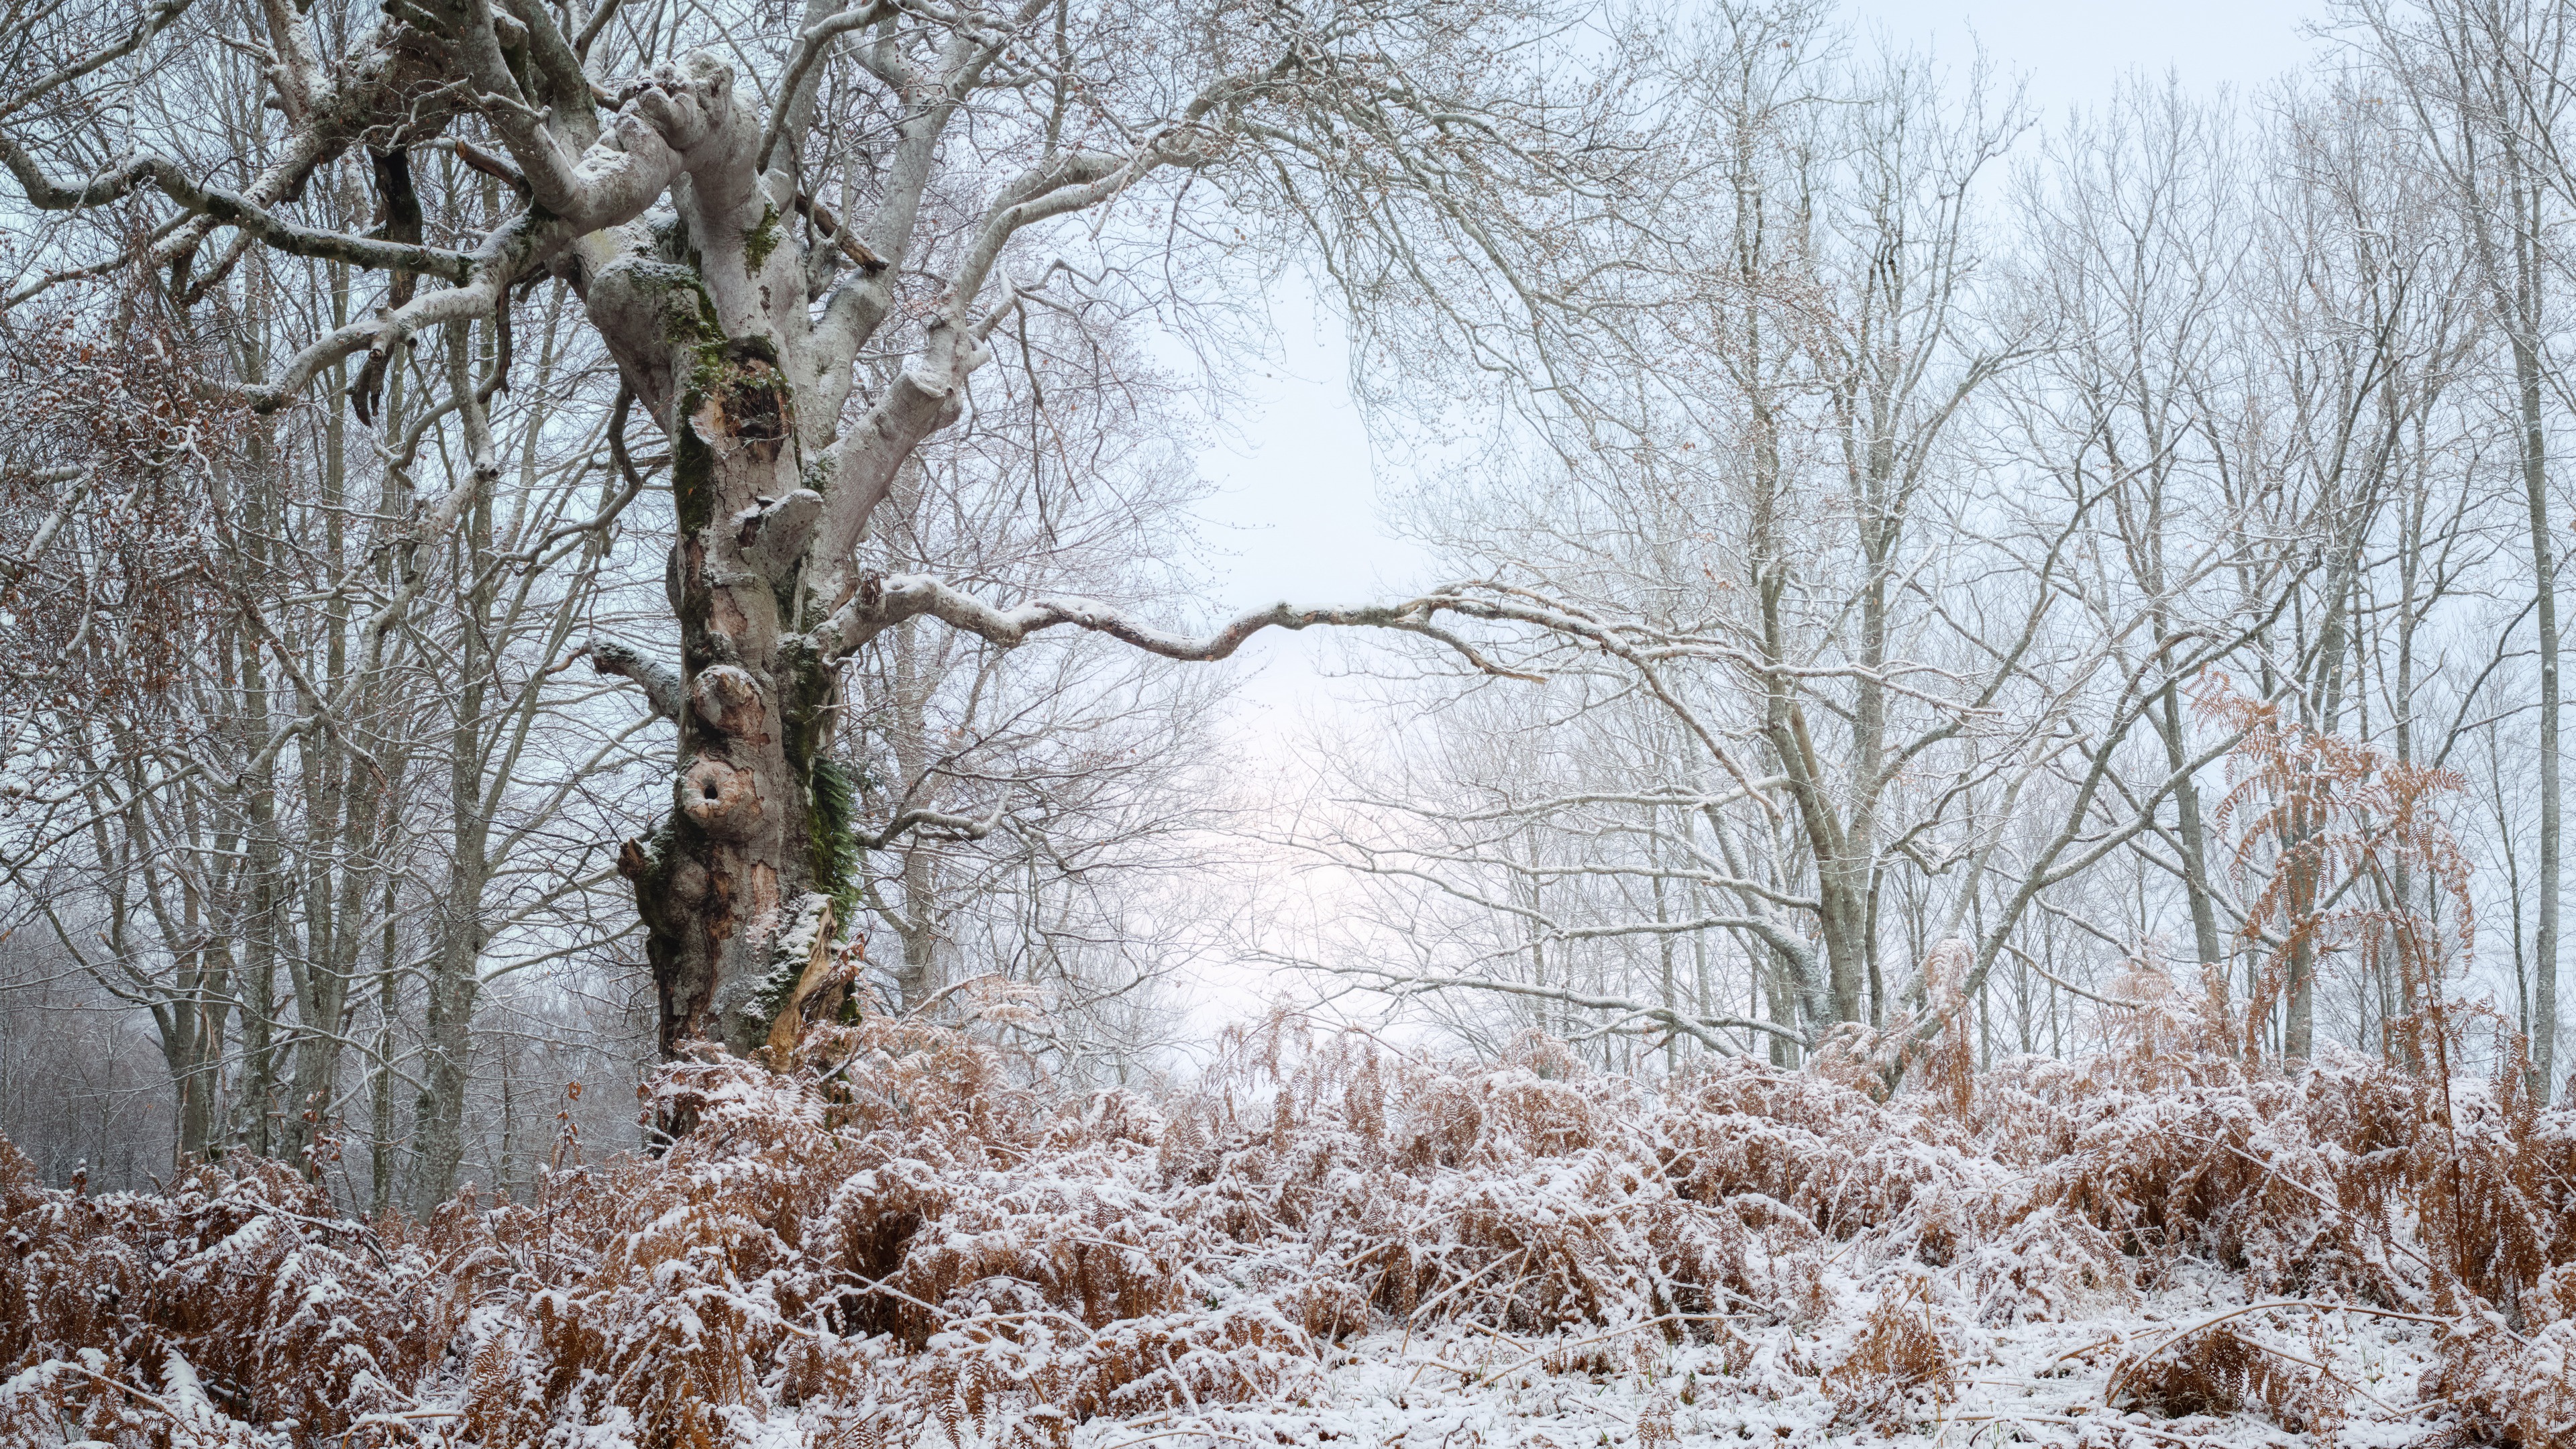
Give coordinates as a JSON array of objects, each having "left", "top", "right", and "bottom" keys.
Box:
[
  {"left": 5, "top": 1010, "right": 2573, "bottom": 1448},
  {"left": 1044, "top": 1265, "right": 2449, "bottom": 1449}
]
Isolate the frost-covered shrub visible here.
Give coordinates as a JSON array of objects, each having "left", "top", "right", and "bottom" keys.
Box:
[
  {"left": 0, "top": 1134, "right": 473, "bottom": 1446},
  {"left": 7, "top": 1010, "right": 2576, "bottom": 1445}
]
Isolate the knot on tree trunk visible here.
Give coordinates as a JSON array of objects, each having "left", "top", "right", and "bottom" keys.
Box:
[
  {"left": 681, "top": 754, "right": 761, "bottom": 836},
  {"left": 688, "top": 339, "right": 792, "bottom": 465},
  {"left": 611, "top": 52, "right": 735, "bottom": 155},
  {"left": 691, "top": 663, "right": 765, "bottom": 738}
]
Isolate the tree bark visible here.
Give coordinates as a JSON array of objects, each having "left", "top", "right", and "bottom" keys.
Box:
[
  {"left": 369, "top": 883, "right": 400, "bottom": 1218},
  {"left": 588, "top": 69, "right": 890, "bottom": 1057},
  {"left": 2518, "top": 343, "right": 2561, "bottom": 1102}
]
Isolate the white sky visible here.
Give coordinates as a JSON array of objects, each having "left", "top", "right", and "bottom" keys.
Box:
[
  {"left": 1849, "top": 0, "right": 2326, "bottom": 115},
  {"left": 1188, "top": 0, "right": 2328, "bottom": 725}
]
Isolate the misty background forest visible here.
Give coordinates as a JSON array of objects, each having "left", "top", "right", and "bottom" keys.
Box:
[{"left": 4, "top": 0, "right": 2576, "bottom": 1444}]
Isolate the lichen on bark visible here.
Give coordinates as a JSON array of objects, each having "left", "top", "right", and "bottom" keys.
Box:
[{"left": 742, "top": 203, "right": 783, "bottom": 275}]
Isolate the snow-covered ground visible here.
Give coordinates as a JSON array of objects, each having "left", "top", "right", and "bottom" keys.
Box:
[{"left": 1035, "top": 1266, "right": 2445, "bottom": 1449}]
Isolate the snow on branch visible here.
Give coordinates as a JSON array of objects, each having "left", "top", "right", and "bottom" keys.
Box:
[
  {"left": 1312, "top": 959, "right": 1812, "bottom": 1057},
  {"left": 808, "top": 573, "right": 1542, "bottom": 679},
  {"left": 586, "top": 641, "right": 683, "bottom": 722}
]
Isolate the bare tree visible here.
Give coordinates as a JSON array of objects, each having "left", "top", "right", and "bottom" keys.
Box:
[
  {"left": 1265, "top": 18, "right": 2212, "bottom": 1067},
  {"left": 0, "top": 0, "right": 1621, "bottom": 1071},
  {"left": 1263, "top": 21, "right": 2518, "bottom": 1086},
  {"left": 2354, "top": 0, "right": 2575, "bottom": 1096}
]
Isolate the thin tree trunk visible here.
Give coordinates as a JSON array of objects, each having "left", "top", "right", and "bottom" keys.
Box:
[
  {"left": 2514, "top": 229, "right": 2561, "bottom": 1100},
  {"left": 370, "top": 880, "right": 400, "bottom": 1218},
  {"left": 2157, "top": 687, "right": 2226, "bottom": 973},
  {"left": 414, "top": 324, "right": 499, "bottom": 1210}
]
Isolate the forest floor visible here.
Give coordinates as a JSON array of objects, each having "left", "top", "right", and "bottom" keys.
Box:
[
  {"left": 6, "top": 1013, "right": 2570, "bottom": 1449},
  {"left": 1034, "top": 1264, "right": 2449, "bottom": 1449}
]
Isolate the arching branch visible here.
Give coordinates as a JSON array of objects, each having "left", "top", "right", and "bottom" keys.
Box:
[{"left": 808, "top": 574, "right": 1541, "bottom": 680}]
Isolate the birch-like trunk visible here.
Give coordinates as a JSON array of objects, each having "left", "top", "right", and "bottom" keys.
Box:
[{"left": 2514, "top": 305, "right": 2561, "bottom": 1104}]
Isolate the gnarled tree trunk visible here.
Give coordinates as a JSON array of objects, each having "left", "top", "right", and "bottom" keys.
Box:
[{"left": 583, "top": 56, "right": 944, "bottom": 1056}]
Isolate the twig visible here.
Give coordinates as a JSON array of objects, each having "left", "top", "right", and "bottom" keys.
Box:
[
  {"left": 1944, "top": 1410, "right": 2227, "bottom": 1447},
  {"left": 1402, "top": 1248, "right": 1530, "bottom": 1382},
  {"left": 1471, "top": 1313, "right": 1737, "bottom": 1387}
]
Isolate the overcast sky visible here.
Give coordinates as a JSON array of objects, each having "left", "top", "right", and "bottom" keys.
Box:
[{"left": 1186, "top": 0, "right": 2326, "bottom": 724}]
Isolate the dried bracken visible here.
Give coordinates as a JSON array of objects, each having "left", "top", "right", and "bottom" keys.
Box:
[
  {"left": 1823, "top": 1277, "right": 1957, "bottom": 1428},
  {"left": 5, "top": 1003, "right": 2575, "bottom": 1446},
  {"left": 2110, "top": 1322, "right": 2334, "bottom": 1431}
]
